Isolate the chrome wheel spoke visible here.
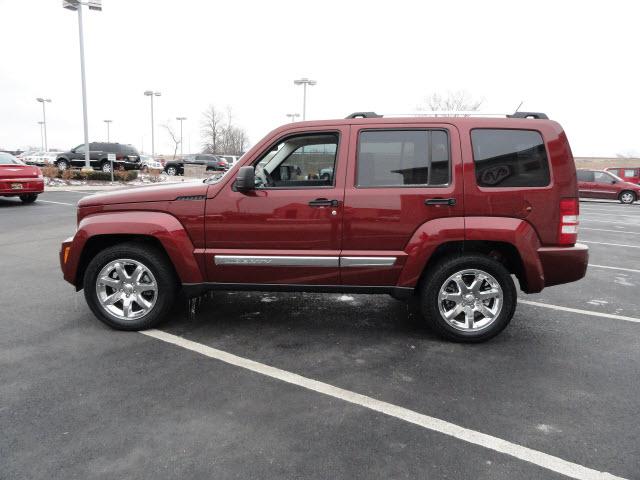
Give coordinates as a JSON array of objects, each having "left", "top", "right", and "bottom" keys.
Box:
[
  {"left": 477, "top": 288, "right": 500, "bottom": 300},
  {"left": 440, "top": 291, "right": 462, "bottom": 302},
  {"left": 96, "top": 258, "right": 157, "bottom": 321},
  {"left": 444, "top": 304, "right": 463, "bottom": 320},
  {"left": 477, "top": 304, "right": 495, "bottom": 320},
  {"left": 464, "top": 308, "right": 475, "bottom": 329}
]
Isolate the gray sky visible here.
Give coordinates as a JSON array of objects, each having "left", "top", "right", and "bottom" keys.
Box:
[{"left": 1, "top": 0, "right": 638, "bottom": 157}]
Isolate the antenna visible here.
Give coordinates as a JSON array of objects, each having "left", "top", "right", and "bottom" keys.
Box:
[{"left": 514, "top": 101, "right": 523, "bottom": 113}]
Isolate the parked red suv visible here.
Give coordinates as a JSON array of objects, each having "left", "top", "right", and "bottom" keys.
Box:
[
  {"left": 60, "top": 111, "right": 588, "bottom": 342},
  {"left": 577, "top": 169, "right": 640, "bottom": 204}
]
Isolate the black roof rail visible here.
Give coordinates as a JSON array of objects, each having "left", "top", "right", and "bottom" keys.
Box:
[
  {"left": 345, "top": 112, "right": 383, "bottom": 119},
  {"left": 507, "top": 111, "right": 549, "bottom": 120}
]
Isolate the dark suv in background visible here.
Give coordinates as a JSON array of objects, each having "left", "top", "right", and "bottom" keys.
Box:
[
  {"left": 55, "top": 143, "right": 141, "bottom": 172},
  {"left": 164, "top": 154, "right": 228, "bottom": 176}
]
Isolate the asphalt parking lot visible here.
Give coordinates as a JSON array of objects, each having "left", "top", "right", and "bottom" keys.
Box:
[{"left": 1, "top": 190, "right": 639, "bottom": 480}]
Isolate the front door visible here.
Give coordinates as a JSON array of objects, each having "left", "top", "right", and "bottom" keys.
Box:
[
  {"left": 341, "top": 124, "right": 464, "bottom": 286},
  {"left": 204, "top": 127, "right": 348, "bottom": 285},
  {"left": 593, "top": 171, "right": 619, "bottom": 199}
]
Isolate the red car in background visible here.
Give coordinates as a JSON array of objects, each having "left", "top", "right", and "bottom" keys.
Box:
[
  {"left": 605, "top": 167, "right": 640, "bottom": 185},
  {"left": 577, "top": 169, "right": 640, "bottom": 204},
  {"left": 0, "top": 152, "right": 44, "bottom": 203}
]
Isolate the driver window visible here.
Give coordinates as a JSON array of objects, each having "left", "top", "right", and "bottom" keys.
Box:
[
  {"left": 253, "top": 133, "right": 338, "bottom": 188},
  {"left": 594, "top": 172, "right": 614, "bottom": 184},
  {"left": 75, "top": 144, "right": 86, "bottom": 153}
]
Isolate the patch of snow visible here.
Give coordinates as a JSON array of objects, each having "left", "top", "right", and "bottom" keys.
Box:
[
  {"left": 339, "top": 295, "right": 354, "bottom": 302},
  {"left": 614, "top": 275, "right": 634, "bottom": 287}
]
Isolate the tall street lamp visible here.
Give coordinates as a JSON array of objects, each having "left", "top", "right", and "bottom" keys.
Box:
[
  {"left": 103, "top": 119, "right": 112, "bottom": 142},
  {"left": 286, "top": 113, "right": 300, "bottom": 123},
  {"left": 293, "top": 77, "right": 316, "bottom": 121},
  {"left": 144, "top": 91, "right": 161, "bottom": 157},
  {"left": 38, "top": 121, "right": 45, "bottom": 151},
  {"left": 36, "top": 98, "right": 51, "bottom": 151},
  {"left": 63, "top": 0, "right": 102, "bottom": 171},
  {"left": 176, "top": 116, "right": 186, "bottom": 156}
]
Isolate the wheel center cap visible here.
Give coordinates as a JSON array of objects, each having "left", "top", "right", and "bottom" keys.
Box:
[
  {"left": 123, "top": 284, "right": 134, "bottom": 295},
  {"left": 463, "top": 294, "right": 475, "bottom": 304}
]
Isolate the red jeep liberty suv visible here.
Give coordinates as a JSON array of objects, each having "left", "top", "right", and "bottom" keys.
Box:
[{"left": 60, "top": 111, "right": 588, "bottom": 342}]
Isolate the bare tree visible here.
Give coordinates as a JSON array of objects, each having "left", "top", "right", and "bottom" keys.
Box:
[
  {"left": 162, "top": 122, "right": 181, "bottom": 159},
  {"left": 201, "top": 105, "right": 248, "bottom": 156},
  {"left": 201, "top": 105, "right": 223, "bottom": 154},
  {"left": 419, "top": 90, "right": 483, "bottom": 115}
]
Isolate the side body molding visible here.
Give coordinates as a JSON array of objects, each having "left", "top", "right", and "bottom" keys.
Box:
[{"left": 63, "top": 211, "right": 204, "bottom": 286}]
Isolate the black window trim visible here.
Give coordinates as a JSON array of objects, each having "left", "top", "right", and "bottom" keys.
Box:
[
  {"left": 354, "top": 128, "right": 452, "bottom": 189},
  {"left": 470, "top": 127, "right": 553, "bottom": 190},
  {"left": 249, "top": 130, "right": 341, "bottom": 190}
]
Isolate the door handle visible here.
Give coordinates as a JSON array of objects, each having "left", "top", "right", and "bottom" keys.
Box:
[
  {"left": 424, "top": 198, "right": 456, "bottom": 206},
  {"left": 308, "top": 198, "right": 339, "bottom": 207}
]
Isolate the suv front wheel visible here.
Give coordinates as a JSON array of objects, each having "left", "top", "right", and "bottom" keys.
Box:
[
  {"left": 419, "top": 254, "right": 517, "bottom": 342},
  {"left": 619, "top": 191, "right": 636, "bottom": 204},
  {"left": 83, "top": 242, "right": 177, "bottom": 330}
]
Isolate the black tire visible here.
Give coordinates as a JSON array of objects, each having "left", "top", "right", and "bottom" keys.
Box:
[
  {"left": 418, "top": 254, "right": 517, "bottom": 342},
  {"left": 101, "top": 160, "right": 112, "bottom": 173},
  {"left": 166, "top": 166, "right": 178, "bottom": 176},
  {"left": 19, "top": 193, "right": 38, "bottom": 203},
  {"left": 619, "top": 190, "right": 636, "bottom": 204},
  {"left": 83, "top": 242, "right": 177, "bottom": 330},
  {"left": 56, "top": 159, "right": 69, "bottom": 171}
]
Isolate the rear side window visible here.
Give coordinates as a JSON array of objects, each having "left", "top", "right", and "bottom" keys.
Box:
[
  {"left": 357, "top": 130, "right": 450, "bottom": 187},
  {"left": 577, "top": 170, "right": 594, "bottom": 182},
  {"left": 471, "top": 129, "right": 550, "bottom": 187}
]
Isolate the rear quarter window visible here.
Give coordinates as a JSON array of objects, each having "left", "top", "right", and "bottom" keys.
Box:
[{"left": 471, "top": 129, "right": 550, "bottom": 187}]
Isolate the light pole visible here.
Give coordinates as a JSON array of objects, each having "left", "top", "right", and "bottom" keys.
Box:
[
  {"left": 144, "top": 91, "right": 161, "bottom": 157},
  {"left": 38, "top": 121, "right": 45, "bottom": 151},
  {"left": 63, "top": 0, "right": 102, "bottom": 171},
  {"left": 293, "top": 77, "right": 316, "bottom": 121},
  {"left": 36, "top": 98, "right": 51, "bottom": 151},
  {"left": 103, "top": 119, "right": 112, "bottom": 142},
  {"left": 286, "top": 113, "right": 300, "bottom": 123},
  {"left": 176, "top": 116, "right": 186, "bottom": 155}
]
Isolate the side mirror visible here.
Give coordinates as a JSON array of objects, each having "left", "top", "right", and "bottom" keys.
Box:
[
  {"left": 235, "top": 166, "right": 255, "bottom": 192},
  {"left": 611, "top": 180, "right": 617, "bottom": 184}
]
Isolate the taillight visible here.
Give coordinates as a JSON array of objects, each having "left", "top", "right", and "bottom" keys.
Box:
[{"left": 558, "top": 198, "right": 579, "bottom": 245}]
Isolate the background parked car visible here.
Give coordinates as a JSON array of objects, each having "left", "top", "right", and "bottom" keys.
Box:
[
  {"left": 577, "top": 169, "right": 640, "bottom": 203},
  {"left": 605, "top": 167, "right": 640, "bottom": 185},
  {"left": 0, "top": 152, "right": 44, "bottom": 203},
  {"left": 164, "top": 154, "right": 228, "bottom": 176},
  {"left": 139, "top": 155, "right": 164, "bottom": 172},
  {"left": 55, "top": 143, "right": 141, "bottom": 172},
  {"left": 219, "top": 154, "right": 240, "bottom": 166},
  {"left": 22, "top": 151, "right": 60, "bottom": 166}
]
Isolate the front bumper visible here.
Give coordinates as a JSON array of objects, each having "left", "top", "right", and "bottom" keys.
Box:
[
  {"left": 0, "top": 178, "right": 44, "bottom": 195},
  {"left": 538, "top": 243, "right": 589, "bottom": 288}
]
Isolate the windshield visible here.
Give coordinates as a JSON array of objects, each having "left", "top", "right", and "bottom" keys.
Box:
[{"left": 0, "top": 152, "right": 23, "bottom": 165}]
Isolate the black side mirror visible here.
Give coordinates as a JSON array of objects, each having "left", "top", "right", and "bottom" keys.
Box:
[
  {"left": 235, "top": 166, "right": 255, "bottom": 192},
  {"left": 611, "top": 180, "right": 617, "bottom": 184}
]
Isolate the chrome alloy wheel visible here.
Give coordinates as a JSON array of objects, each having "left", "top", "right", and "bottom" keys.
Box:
[
  {"left": 620, "top": 192, "right": 635, "bottom": 204},
  {"left": 437, "top": 269, "right": 503, "bottom": 331},
  {"left": 96, "top": 259, "right": 158, "bottom": 321}
]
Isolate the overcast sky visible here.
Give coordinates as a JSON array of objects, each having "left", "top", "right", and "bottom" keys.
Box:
[{"left": 1, "top": 0, "right": 638, "bottom": 157}]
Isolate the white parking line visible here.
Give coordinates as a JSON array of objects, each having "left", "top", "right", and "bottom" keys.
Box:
[
  {"left": 581, "top": 219, "right": 639, "bottom": 226},
  {"left": 38, "top": 200, "right": 74, "bottom": 206},
  {"left": 581, "top": 240, "right": 640, "bottom": 249},
  {"left": 581, "top": 227, "right": 640, "bottom": 235},
  {"left": 518, "top": 300, "right": 640, "bottom": 324},
  {"left": 588, "top": 264, "right": 640, "bottom": 274},
  {"left": 141, "top": 329, "right": 626, "bottom": 480}
]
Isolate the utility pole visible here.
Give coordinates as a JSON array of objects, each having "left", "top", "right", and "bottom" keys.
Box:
[
  {"left": 176, "top": 116, "right": 187, "bottom": 156},
  {"left": 286, "top": 113, "right": 300, "bottom": 123},
  {"left": 38, "top": 121, "right": 45, "bottom": 151},
  {"left": 36, "top": 98, "right": 51, "bottom": 151},
  {"left": 144, "top": 91, "right": 161, "bottom": 157},
  {"left": 104, "top": 119, "right": 112, "bottom": 142}
]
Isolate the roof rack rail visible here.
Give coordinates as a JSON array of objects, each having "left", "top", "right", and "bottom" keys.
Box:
[
  {"left": 345, "top": 112, "right": 383, "bottom": 119},
  {"left": 507, "top": 111, "right": 549, "bottom": 119}
]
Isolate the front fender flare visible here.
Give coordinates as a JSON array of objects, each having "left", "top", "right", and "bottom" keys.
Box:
[{"left": 64, "top": 211, "right": 203, "bottom": 286}]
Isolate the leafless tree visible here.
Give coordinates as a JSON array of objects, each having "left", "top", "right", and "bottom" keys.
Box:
[
  {"left": 162, "top": 122, "right": 181, "bottom": 159},
  {"left": 201, "top": 105, "right": 248, "bottom": 156},
  {"left": 419, "top": 90, "right": 483, "bottom": 115},
  {"left": 201, "top": 105, "right": 223, "bottom": 154}
]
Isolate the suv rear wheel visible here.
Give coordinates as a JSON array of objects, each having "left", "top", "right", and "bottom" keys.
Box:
[
  {"left": 619, "top": 191, "right": 636, "bottom": 204},
  {"left": 83, "top": 242, "right": 177, "bottom": 330},
  {"left": 166, "top": 165, "right": 178, "bottom": 176},
  {"left": 101, "top": 160, "right": 112, "bottom": 173},
  {"left": 56, "top": 159, "right": 69, "bottom": 171},
  {"left": 419, "top": 254, "right": 517, "bottom": 342}
]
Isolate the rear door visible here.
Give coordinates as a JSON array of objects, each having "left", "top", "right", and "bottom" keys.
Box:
[{"left": 341, "top": 124, "right": 464, "bottom": 286}]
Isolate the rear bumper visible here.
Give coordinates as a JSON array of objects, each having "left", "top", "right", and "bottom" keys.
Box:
[
  {"left": 0, "top": 178, "right": 44, "bottom": 195},
  {"left": 538, "top": 243, "right": 589, "bottom": 288}
]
